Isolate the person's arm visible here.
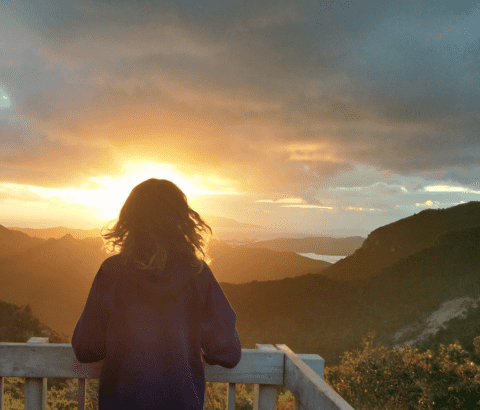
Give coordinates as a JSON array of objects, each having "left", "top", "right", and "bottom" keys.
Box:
[
  {"left": 201, "top": 264, "right": 242, "bottom": 369},
  {"left": 71, "top": 267, "right": 110, "bottom": 363}
]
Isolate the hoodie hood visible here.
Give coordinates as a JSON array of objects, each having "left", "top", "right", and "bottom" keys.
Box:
[{"left": 104, "top": 254, "right": 202, "bottom": 308}]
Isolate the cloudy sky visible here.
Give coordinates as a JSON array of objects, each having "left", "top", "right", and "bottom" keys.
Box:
[{"left": 1, "top": 0, "right": 479, "bottom": 236}]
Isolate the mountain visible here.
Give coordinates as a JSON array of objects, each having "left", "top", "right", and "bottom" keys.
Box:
[
  {"left": 0, "top": 299, "right": 68, "bottom": 343},
  {"left": 0, "top": 224, "right": 46, "bottom": 259},
  {"left": 242, "top": 236, "right": 364, "bottom": 255},
  {"left": 0, "top": 233, "right": 108, "bottom": 335},
  {"left": 8, "top": 215, "right": 264, "bottom": 240},
  {"left": 414, "top": 297, "right": 480, "bottom": 364},
  {"left": 3, "top": 202, "right": 480, "bottom": 366},
  {"left": 358, "top": 224, "right": 480, "bottom": 346},
  {"left": 206, "top": 238, "right": 331, "bottom": 283},
  {"left": 8, "top": 226, "right": 102, "bottom": 240},
  {"left": 221, "top": 223, "right": 480, "bottom": 364},
  {"left": 203, "top": 215, "right": 264, "bottom": 230},
  {"left": 315, "top": 201, "right": 480, "bottom": 282}
]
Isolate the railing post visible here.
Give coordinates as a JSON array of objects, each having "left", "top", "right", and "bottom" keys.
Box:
[
  {"left": 226, "top": 382, "right": 236, "bottom": 410},
  {"left": 1, "top": 374, "right": 4, "bottom": 410},
  {"left": 25, "top": 337, "right": 49, "bottom": 410},
  {"left": 254, "top": 344, "right": 279, "bottom": 410},
  {"left": 78, "top": 378, "right": 87, "bottom": 410}
]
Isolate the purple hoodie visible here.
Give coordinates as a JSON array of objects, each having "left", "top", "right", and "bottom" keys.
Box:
[{"left": 72, "top": 254, "right": 241, "bottom": 410}]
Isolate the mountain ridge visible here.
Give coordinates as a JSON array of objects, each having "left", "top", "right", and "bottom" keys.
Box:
[{"left": 316, "top": 201, "right": 480, "bottom": 282}]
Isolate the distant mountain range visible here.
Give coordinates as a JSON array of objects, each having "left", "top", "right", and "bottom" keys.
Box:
[
  {"left": 8, "top": 215, "right": 264, "bottom": 240},
  {"left": 0, "top": 225, "right": 335, "bottom": 334},
  {"left": 0, "top": 225, "right": 45, "bottom": 258},
  {"left": 206, "top": 238, "right": 331, "bottom": 283},
  {"left": 202, "top": 215, "right": 265, "bottom": 230},
  {"left": 0, "top": 233, "right": 108, "bottom": 335},
  {"left": 8, "top": 226, "right": 103, "bottom": 240},
  {"left": 241, "top": 236, "right": 364, "bottom": 255},
  {"left": 2, "top": 201, "right": 480, "bottom": 367}
]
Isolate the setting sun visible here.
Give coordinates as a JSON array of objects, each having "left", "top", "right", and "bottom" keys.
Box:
[{"left": 27, "top": 161, "right": 227, "bottom": 223}]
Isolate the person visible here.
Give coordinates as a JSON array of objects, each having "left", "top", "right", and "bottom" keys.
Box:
[{"left": 71, "top": 178, "right": 242, "bottom": 410}]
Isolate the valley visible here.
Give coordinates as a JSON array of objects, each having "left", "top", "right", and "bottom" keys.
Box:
[{"left": 1, "top": 201, "right": 480, "bottom": 367}]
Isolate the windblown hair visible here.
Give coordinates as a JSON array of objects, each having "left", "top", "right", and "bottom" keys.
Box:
[{"left": 101, "top": 178, "right": 212, "bottom": 274}]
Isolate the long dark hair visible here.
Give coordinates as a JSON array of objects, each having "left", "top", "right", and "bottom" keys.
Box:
[{"left": 101, "top": 178, "right": 212, "bottom": 274}]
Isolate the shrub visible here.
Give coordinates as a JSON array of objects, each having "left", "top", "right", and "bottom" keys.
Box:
[{"left": 325, "top": 332, "right": 480, "bottom": 410}]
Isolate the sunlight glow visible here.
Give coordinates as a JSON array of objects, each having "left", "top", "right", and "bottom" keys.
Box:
[
  {"left": 281, "top": 142, "right": 343, "bottom": 163},
  {"left": 27, "top": 161, "right": 239, "bottom": 222}
]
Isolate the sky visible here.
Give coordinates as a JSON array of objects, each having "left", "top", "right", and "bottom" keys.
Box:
[{"left": 1, "top": 0, "right": 480, "bottom": 236}]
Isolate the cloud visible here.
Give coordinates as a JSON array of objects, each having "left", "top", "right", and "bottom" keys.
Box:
[
  {"left": 345, "top": 207, "right": 381, "bottom": 211},
  {"left": 416, "top": 200, "right": 439, "bottom": 207},
  {"left": 0, "top": 0, "right": 479, "bottom": 208},
  {"left": 0, "top": 132, "right": 120, "bottom": 188},
  {"left": 280, "top": 204, "right": 334, "bottom": 209},
  {"left": 424, "top": 185, "right": 480, "bottom": 194}
]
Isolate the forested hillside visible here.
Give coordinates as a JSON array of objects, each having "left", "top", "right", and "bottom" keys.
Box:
[
  {"left": 0, "top": 299, "right": 68, "bottom": 343},
  {"left": 316, "top": 201, "right": 480, "bottom": 282},
  {"left": 207, "top": 238, "right": 331, "bottom": 283},
  {"left": 1, "top": 201, "right": 480, "bottom": 367}
]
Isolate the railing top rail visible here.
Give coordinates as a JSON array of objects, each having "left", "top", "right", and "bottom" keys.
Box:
[
  {"left": 0, "top": 343, "right": 284, "bottom": 384},
  {"left": 0, "top": 340, "right": 355, "bottom": 410},
  {"left": 277, "top": 344, "right": 355, "bottom": 410}
]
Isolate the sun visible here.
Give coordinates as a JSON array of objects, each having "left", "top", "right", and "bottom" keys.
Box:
[
  {"left": 84, "top": 161, "right": 214, "bottom": 221},
  {"left": 23, "top": 160, "right": 239, "bottom": 226},
  {"left": 26, "top": 161, "right": 214, "bottom": 224}
]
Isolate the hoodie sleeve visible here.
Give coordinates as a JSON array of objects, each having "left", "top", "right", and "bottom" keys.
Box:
[
  {"left": 200, "top": 264, "right": 242, "bottom": 369},
  {"left": 71, "top": 266, "right": 110, "bottom": 363}
]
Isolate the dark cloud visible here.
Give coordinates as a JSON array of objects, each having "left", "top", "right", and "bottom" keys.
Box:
[
  {"left": 0, "top": 132, "right": 120, "bottom": 188},
  {"left": 0, "top": 0, "right": 479, "bottom": 198}
]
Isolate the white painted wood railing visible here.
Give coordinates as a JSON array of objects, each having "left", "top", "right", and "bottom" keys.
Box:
[{"left": 0, "top": 337, "right": 354, "bottom": 410}]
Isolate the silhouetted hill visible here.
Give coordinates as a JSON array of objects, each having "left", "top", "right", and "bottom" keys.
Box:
[
  {"left": 8, "top": 226, "right": 102, "bottom": 240},
  {"left": 316, "top": 201, "right": 480, "bottom": 282},
  {"left": 0, "top": 224, "right": 45, "bottom": 259},
  {"left": 219, "top": 272, "right": 362, "bottom": 362},
  {"left": 242, "top": 236, "right": 364, "bottom": 255},
  {"left": 206, "top": 238, "right": 331, "bottom": 283},
  {"left": 4, "top": 202, "right": 480, "bottom": 367},
  {"left": 0, "top": 299, "right": 68, "bottom": 343},
  {"left": 358, "top": 224, "right": 480, "bottom": 346},
  {"left": 0, "top": 234, "right": 108, "bottom": 334}
]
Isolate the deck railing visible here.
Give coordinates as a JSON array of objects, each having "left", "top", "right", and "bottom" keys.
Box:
[{"left": 0, "top": 337, "right": 354, "bottom": 410}]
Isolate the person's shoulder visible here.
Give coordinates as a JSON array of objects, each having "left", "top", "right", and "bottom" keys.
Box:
[
  {"left": 98, "top": 254, "right": 128, "bottom": 275},
  {"left": 196, "top": 261, "right": 219, "bottom": 283}
]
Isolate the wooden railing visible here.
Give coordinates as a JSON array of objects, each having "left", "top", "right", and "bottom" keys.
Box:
[{"left": 0, "top": 337, "right": 354, "bottom": 410}]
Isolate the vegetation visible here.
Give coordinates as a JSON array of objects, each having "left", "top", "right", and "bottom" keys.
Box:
[
  {"left": 416, "top": 300, "right": 480, "bottom": 366},
  {"left": 3, "top": 296, "right": 480, "bottom": 409},
  {"left": 0, "top": 300, "right": 68, "bottom": 344},
  {"left": 2, "top": 202, "right": 480, "bottom": 408},
  {"left": 325, "top": 332, "right": 480, "bottom": 410},
  {"left": 5, "top": 333, "right": 480, "bottom": 410}
]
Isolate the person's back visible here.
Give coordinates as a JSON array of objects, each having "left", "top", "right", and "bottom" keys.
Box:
[{"left": 72, "top": 178, "right": 242, "bottom": 410}]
